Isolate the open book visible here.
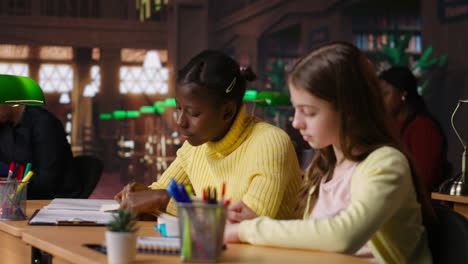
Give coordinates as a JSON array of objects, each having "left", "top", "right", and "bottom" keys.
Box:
[{"left": 29, "top": 199, "right": 119, "bottom": 226}]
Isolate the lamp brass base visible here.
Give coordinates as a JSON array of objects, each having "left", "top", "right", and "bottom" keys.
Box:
[{"left": 449, "top": 181, "right": 468, "bottom": 196}]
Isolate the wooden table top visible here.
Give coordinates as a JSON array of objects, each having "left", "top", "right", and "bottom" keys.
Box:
[
  {"left": 1, "top": 200, "right": 369, "bottom": 264},
  {"left": 432, "top": 192, "right": 468, "bottom": 204}
]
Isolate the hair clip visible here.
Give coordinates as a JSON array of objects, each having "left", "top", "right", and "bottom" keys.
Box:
[{"left": 225, "top": 77, "right": 236, "bottom": 93}]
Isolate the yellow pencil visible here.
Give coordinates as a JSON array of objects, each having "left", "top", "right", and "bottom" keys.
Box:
[{"left": 10, "top": 171, "right": 34, "bottom": 199}]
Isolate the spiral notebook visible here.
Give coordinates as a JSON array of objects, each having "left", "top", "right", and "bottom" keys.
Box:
[{"left": 137, "top": 237, "right": 180, "bottom": 255}]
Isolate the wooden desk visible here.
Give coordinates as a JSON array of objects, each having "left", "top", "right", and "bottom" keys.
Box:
[
  {"left": 22, "top": 222, "right": 369, "bottom": 264},
  {"left": 432, "top": 192, "right": 468, "bottom": 218},
  {"left": 1, "top": 200, "right": 368, "bottom": 264},
  {"left": 0, "top": 200, "right": 48, "bottom": 263}
]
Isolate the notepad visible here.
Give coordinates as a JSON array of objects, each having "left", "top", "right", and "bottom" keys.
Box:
[
  {"left": 29, "top": 199, "right": 119, "bottom": 226},
  {"left": 137, "top": 237, "right": 180, "bottom": 254}
]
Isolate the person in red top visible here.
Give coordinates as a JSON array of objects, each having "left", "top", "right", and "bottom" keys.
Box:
[{"left": 379, "top": 66, "right": 448, "bottom": 193}]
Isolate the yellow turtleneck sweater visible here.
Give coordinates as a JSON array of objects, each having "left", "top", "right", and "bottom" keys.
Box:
[{"left": 149, "top": 105, "right": 302, "bottom": 219}]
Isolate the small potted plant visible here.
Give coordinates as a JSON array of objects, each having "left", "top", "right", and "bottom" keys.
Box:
[{"left": 106, "top": 209, "right": 139, "bottom": 264}]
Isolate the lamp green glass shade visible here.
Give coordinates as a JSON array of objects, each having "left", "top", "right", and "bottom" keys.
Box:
[
  {"left": 140, "top": 105, "right": 155, "bottom": 114},
  {"left": 0, "top": 75, "right": 46, "bottom": 105},
  {"left": 153, "top": 101, "right": 166, "bottom": 114},
  {"left": 243, "top": 90, "right": 258, "bottom": 101},
  {"left": 113, "top": 110, "right": 126, "bottom": 120},
  {"left": 99, "top": 113, "right": 112, "bottom": 120},
  {"left": 165, "top": 98, "right": 176, "bottom": 107},
  {"left": 256, "top": 91, "right": 290, "bottom": 107},
  {"left": 126, "top": 110, "right": 140, "bottom": 118}
]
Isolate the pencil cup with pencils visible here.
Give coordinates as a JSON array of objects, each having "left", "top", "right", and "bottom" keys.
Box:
[
  {"left": 177, "top": 202, "right": 227, "bottom": 262},
  {"left": 0, "top": 180, "right": 28, "bottom": 220}
]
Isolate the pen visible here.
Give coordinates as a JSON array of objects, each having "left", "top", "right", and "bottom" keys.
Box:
[
  {"left": 185, "top": 185, "right": 195, "bottom": 200},
  {"left": 202, "top": 188, "right": 207, "bottom": 202},
  {"left": 177, "top": 184, "right": 192, "bottom": 203},
  {"left": 166, "top": 178, "right": 185, "bottom": 203},
  {"left": 23, "top": 163, "right": 32, "bottom": 179},
  {"left": 6, "top": 162, "right": 15, "bottom": 180},
  {"left": 221, "top": 182, "right": 226, "bottom": 200},
  {"left": 11, "top": 171, "right": 34, "bottom": 200},
  {"left": 16, "top": 165, "right": 24, "bottom": 181},
  {"left": 210, "top": 188, "right": 217, "bottom": 204}
]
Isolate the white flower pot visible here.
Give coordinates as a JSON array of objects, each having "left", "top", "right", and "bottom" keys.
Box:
[{"left": 105, "top": 231, "right": 137, "bottom": 264}]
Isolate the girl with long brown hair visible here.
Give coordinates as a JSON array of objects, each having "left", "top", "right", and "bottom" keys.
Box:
[{"left": 224, "top": 42, "right": 433, "bottom": 263}]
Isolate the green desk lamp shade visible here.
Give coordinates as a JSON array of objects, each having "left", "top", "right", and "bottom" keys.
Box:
[
  {"left": 165, "top": 98, "right": 176, "bottom": 107},
  {"left": 99, "top": 113, "right": 112, "bottom": 120},
  {"left": 243, "top": 90, "right": 258, "bottom": 101},
  {"left": 140, "top": 105, "right": 155, "bottom": 114},
  {"left": 126, "top": 110, "right": 140, "bottom": 118},
  {"left": 0, "top": 75, "right": 46, "bottom": 105}
]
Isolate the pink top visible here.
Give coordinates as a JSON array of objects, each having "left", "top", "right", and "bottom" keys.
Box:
[{"left": 309, "top": 163, "right": 376, "bottom": 262}]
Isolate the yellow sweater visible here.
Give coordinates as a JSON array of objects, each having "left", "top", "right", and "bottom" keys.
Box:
[
  {"left": 149, "top": 105, "right": 302, "bottom": 219},
  {"left": 238, "top": 146, "right": 432, "bottom": 264}
]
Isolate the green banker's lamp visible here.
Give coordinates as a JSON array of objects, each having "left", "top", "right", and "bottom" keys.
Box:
[
  {"left": 449, "top": 99, "right": 468, "bottom": 195},
  {"left": 0, "top": 75, "right": 46, "bottom": 105}
]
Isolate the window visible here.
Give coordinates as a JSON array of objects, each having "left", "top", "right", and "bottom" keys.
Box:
[
  {"left": 0, "top": 63, "right": 29, "bottom": 77},
  {"left": 39, "top": 64, "right": 74, "bottom": 93},
  {"left": 83, "top": 65, "right": 101, "bottom": 97},
  {"left": 120, "top": 66, "right": 168, "bottom": 95}
]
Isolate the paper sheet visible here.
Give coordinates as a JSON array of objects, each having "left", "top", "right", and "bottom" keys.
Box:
[{"left": 44, "top": 198, "right": 119, "bottom": 211}]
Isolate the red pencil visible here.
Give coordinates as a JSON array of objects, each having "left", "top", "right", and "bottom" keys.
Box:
[
  {"left": 221, "top": 182, "right": 226, "bottom": 200},
  {"left": 7, "top": 162, "right": 14, "bottom": 180},
  {"left": 202, "top": 188, "right": 207, "bottom": 201},
  {"left": 16, "top": 165, "right": 24, "bottom": 181}
]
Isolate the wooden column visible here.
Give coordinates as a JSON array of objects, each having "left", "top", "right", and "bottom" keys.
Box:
[
  {"left": 97, "top": 47, "right": 121, "bottom": 169},
  {"left": 167, "top": 0, "right": 209, "bottom": 95},
  {"left": 71, "top": 48, "right": 92, "bottom": 156}
]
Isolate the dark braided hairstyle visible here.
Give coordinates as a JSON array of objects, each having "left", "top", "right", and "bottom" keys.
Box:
[{"left": 178, "top": 50, "right": 256, "bottom": 107}]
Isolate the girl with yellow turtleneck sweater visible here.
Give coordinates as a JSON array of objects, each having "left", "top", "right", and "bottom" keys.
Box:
[{"left": 115, "top": 50, "right": 302, "bottom": 222}]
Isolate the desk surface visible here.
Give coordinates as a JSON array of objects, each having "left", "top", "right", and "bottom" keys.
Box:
[
  {"left": 1, "top": 200, "right": 369, "bottom": 264},
  {"left": 0, "top": 200, "right": 46, "bottom": 236},
  {"left": 432, "top": 192, "right": 468, "bottom": 204}
]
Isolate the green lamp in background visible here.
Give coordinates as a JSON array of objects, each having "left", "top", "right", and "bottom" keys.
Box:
[
  {"left": 256, "top": 91, "right": 291, "bottom": 107},
  {"left": 140, "top": 106, "right": 156, "bottom": 114},
  {"left": 0, "top": 75, "right": 46, "bottom": 105},
  {"left": 165, "top": 98, "right": 176, "bottom": 107},
  {"left": 153, "top": 101, "right": 167, "bottom": 114},
  {"left": 99, "top": 113, "right": 112, "bottom": 120},
  {"left": 126, "top": 111, "right": 140, "bottom": 118},
  {"left": 113, "top": 110, "right": 126, "bottom": 120},
  {"left": 243, "top": 90, "right": 258, "bottom": 101}
]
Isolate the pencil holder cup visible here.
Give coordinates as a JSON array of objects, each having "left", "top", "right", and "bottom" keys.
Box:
[
  {"left": 0, "top": 180, "right": 28, "bottom": 221},
  {"left": 177, "top": 202, "right": 227, "bottom": 262}
]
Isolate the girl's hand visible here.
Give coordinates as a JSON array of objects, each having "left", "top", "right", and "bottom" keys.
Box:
[
  {"left": 227, "top": 200, "right": 258, "bottom": 224},
  {"left": 119, "top": 188, "right": 171, "bottom": 215},
  {"left": 224, "top": 223, "right": 241, "bottom": 243},
  {"left": 114, "top": 182, "right": 148, "bottom": 202}
]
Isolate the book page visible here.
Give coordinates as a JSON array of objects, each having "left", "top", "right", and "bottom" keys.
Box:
[
  {"left": 29, "top": 208, "right": 114, "bottom": 225},
  {"left": 99, "top": 203, "right": 120, "bottom": 212},
  {"left": 44, "top": 199, "right": 118, "bottom": 211}
]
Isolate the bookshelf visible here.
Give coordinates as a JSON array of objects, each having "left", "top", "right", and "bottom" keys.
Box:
[
  {"left": 353, "top": 14, "right": 422, "bottom": 54},
  {"left": 346, "top": 1, "right": 422, "bottom": 71}
]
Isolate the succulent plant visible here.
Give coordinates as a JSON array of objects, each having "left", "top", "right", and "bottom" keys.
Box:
[{"left": 107, "top": 209, "right": 138, "bottom": 233}]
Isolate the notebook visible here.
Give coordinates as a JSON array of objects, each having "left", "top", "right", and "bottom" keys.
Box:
[
  {"left": 137, "top": 237, "right": 180, "bottom": 254},
  {"left": 84, "top": 237, "right": 180, "bottom": 255}
]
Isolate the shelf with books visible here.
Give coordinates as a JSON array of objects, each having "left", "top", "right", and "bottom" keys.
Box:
[{"left": 354, "top": 32, "right": 422, "bottom": 54}]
